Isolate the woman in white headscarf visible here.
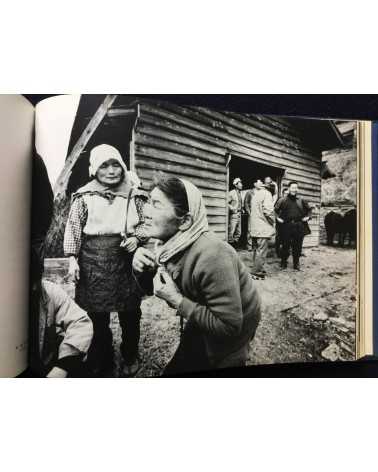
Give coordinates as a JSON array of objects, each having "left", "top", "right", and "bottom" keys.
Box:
[
  {"left": 64, "top": 144, "right": 148, "bottom": 376},
  {"left": 132, "top": 174, "right": 261, "bottom": 375}
]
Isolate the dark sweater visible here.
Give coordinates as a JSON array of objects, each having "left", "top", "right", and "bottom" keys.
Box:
[{"left": 175, "top": 232, "right": 261, "bottom": 367}]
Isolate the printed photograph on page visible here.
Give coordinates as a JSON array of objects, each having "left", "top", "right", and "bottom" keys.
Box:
[{"left": 31, "top": 95, "right": 357, "bottom": 377}]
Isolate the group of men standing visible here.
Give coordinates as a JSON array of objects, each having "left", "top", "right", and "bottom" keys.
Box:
[{"left": 228, "top": 176, "right": 312, "bottom": 278}]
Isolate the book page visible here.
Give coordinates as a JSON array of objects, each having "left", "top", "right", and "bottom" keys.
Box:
[
  {"left": 0, "top": 95, "right": 34, "bottom": 377},
  {"left": 356, "top": 122, "right": 373, "bottom": 358},
  {"left": 35, "top": 95, "right": 81, "bottom": 187}
]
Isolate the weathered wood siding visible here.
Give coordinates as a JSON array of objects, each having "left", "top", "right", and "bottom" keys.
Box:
[{"left": 133, "top": 101, "right": 322, "bottom": 246}]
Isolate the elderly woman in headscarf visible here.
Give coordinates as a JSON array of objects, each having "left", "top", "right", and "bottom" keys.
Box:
[
  {"left": 132, "top": 174, "right": 261, "bottom": 375},
  {"left": 63, "top": 144, "right": 149, "bottom": 376}
]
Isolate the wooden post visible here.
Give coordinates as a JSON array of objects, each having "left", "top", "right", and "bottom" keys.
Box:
[
  {"left": 129, "top": 103, "right": 140, "bottom": 174},
  {"left": 225, "top": 153, "right": 231, "bottom": 242},
  {"left": 53, "top": 94, "right": 118, "bottom": 198}
]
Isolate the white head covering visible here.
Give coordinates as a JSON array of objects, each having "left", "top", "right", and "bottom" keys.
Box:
[
  {"left": 155, "top": 179, "right": 209, "bottom": 265},
  {"left": 89, "top": 144, "right": 127, "bottom": 178},
  {"left": 128, "top": 171, "right": 141, "bottom": 188}
]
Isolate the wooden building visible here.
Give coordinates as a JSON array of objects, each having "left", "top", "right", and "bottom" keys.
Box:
[{"left": 60, "top": 95, "right": 344, "bottom": 248}]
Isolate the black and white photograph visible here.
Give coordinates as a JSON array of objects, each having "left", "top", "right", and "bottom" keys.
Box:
[
  {"left": 31, "top": 94, "right": 358, "bottom": 377},
  {"left": 2, "top": 6, "right": 378, "bottom": 472}
]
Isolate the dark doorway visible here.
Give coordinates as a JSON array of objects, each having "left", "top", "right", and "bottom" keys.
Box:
[{"left": 228, "top": 156, "right": 284, "bottom": 247}]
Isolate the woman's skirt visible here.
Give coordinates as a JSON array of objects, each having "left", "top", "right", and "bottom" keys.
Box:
[{"left": 76, "top": 234, "right": 139, "bottom": 313}]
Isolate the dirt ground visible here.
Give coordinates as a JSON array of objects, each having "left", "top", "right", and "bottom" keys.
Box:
[
  {"left": 44, "top": 245, "right": 356, "bottom": 377},
  {"left": 243, "top": 246, "right": 356, "bottom": 367}
]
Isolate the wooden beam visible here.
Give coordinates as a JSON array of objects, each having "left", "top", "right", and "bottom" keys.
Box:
[
  {"left": 54, "top": 94, "right": 118, "bottom": 198},
  {"left": 107, "top": 107, "right": 136, "bottom": 118}
]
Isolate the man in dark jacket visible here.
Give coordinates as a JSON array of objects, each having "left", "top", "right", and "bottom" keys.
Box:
[
  {"left": 274, "top": 181, "right": 312, "bottom": 271},
  {"left": 274, "top": 187, "right": 289, "bottom": 257}
]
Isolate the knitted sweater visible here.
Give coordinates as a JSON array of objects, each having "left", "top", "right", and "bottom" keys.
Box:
[{"left": 136, "top": 232, "right": 261, "bottom": 368}]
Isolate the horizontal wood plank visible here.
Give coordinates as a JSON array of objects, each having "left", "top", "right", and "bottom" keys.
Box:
[
  {"left": 194, "top": 107, "right": 321, "bottom": 161},
  {"left": 135, "top": 156, "right": 226, "bottom": 183},
  {"left": 135, "top": 144, "right": 226, "bottom": 174},
  {"left": 137, "top": 122, "right": 226, "bottom": 158},
  {"left": 136, "top": 169, "right": 227, "bottom": 192},
  {"left": 136, "top": 130, "right": 226, "bottom": 166},
  {"left": 139, "top": 111, "right": 321, "bottom": 175},
  {"left": 140, "top": 104, "right": 321, "bottom": 168},
  {"left": 207, "top": 215, "right": 227, "bottom": 224}
]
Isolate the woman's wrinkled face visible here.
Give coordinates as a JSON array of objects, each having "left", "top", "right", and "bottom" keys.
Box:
[
  {"left": 143, "top": 188, "right": 183, "bottom": 242},
  {"left": 96, "top": 159, "right": 124, "bottom": 186}
]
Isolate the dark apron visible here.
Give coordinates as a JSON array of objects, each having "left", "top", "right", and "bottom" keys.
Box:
[{"left": 76, "top": 234, "right": 138, "bottom": 313}]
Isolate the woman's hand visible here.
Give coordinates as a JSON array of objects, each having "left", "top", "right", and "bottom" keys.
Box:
[
  {"left": 276, "top": 217, "right": 284, "bottom": 224},
  {"left": 68, "top": 256, "right": 80, "bottom": 282},
  {"left": 153, "top": 269, "right": 183, "bottom": 310},
  {"left": 46, "top": 367, "right": 68, "bottom": 378},
  {"left": 121, "top": 236, "right": 138, "bottom": 253},
  {"left": 302, "top": 217, "right": 310, "bottom": 222},
  {"left": 132, "top": 247, "right": 156, "bottom": 273}
]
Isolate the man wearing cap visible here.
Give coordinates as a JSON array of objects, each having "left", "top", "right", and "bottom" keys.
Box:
[{"left": 228, "top": 177, "right": 243, "bottom": 247}]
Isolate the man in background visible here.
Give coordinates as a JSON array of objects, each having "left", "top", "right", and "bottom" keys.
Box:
[
  {"left": 264, "top": 176, "right": 278, "bottom": 204},
  {"left": 249, "top": 179, "right": 275, "bottom": 279},
  {"left": 275, "top": 181, "right": 312, "bottom": 271},
  {"left": 228, "top": 177, "right": 243, "bottom": 247},
  {"left": 244, "top": 185, "right": 255, "bottom": 251},
  {"left": 274, "top": 187, "right": 289, "bottom": 257}
]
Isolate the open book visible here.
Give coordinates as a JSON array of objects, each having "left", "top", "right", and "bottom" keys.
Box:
[{"left": 0, "top": 94, "right": 374, "bottom": 377}]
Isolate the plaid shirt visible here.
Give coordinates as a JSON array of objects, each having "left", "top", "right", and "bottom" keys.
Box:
[{"left": 64, "top": 194, "right": 149, "bottom": 256}]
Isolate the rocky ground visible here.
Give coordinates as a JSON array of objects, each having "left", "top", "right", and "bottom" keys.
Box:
[
  {"left": 44, "top": 245, "right": 357, "bottom": 377},
  {"left": 242, "top": 247, "right": 356, "bottom": 366}
]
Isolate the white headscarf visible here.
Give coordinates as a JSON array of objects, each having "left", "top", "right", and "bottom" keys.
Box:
[
  {"left": 128, "top": 171, "right": 141, "bottom": 188},
  {"left": 155, "top": 179, "right": 209, "bottom": 265},
  {"left": 89, "top": 144, "right": 127, "bottom": 178}
]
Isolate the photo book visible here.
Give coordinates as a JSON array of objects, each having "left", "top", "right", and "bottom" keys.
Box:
[{"left": 0, "top": 94, "right": 375, "bottom": 377}]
